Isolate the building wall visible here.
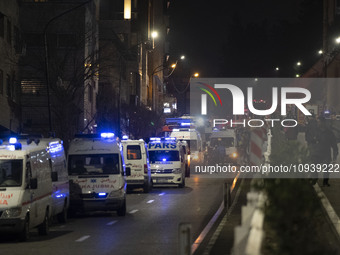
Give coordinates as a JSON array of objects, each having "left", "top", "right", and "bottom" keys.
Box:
[
  {"left": 0, "top": 0, "right": 20, "bottom": 133},
  {"left": 19, "top": 0, "right": 98, "bottom": 138}
]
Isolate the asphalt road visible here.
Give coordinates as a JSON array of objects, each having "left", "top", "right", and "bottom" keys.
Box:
[{"left": 0, "top": 175, "right": 228, "bottom": 255}]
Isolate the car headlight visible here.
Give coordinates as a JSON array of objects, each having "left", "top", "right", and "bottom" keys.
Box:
[
  {"left": 230, "top": 152, "right": 238, "bottom": 158},
  {"left": 172, "top": 168, "right": 182, "bottom": 174},
  {"left": 2, "top": 207, "right": 22, "bottom": 218}
]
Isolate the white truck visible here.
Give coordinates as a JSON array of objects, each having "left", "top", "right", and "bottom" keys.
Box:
[
  {"left": 67, "top": 133, "right": 128, "bottom": 216},
  {"left": 148, "top": 137, "right": 186, "bottom": 188},
  {"left": 0, "top": 136, "right": 69, "bottom": 241},
  {"left": 206, "top": 129, "right": 238, "bottom": 165},
  {"left": 121, "top": 138, "right": 152, "bottom": 193},
  {"left": 170, "top": 128, "right": 203, "bottom": 165}
]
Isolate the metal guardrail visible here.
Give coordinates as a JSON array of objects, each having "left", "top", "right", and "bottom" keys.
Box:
[{"left": 231, "top": 128, "right": 272, "bottom": 255}]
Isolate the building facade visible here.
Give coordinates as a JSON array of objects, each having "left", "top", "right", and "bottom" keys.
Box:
[{"left": 0, "top": 0, "right": 21, "bottom": 133}]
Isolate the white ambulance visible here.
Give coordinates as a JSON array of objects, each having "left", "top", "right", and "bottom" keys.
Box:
[
  {"left": 67, "top": 133, "right": 127, "bottom": 216},
  {"left": 170, "top": 128, "right": 203, "bottom": 165},
  {"left": 148, "top": 137, "right": 186, "bottom": 188},
  {"left": 121, "top": 138, "right": 152, "bottom": 193},
  {"left": 0, "top": 136, "right": 69, "bottom": 241}
]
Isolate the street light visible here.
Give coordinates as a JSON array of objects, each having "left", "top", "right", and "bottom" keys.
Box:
[
  {"left": 151, "top": 55, "right": 186, "bottom": 111},
  {"left": 151, "top": 31, "right": 158, "bottom": 39},
  {"left": 336, "top": 36, "right": 340, "bottom": 44},
  {"left": 193, "top": 72, "right": 199, "bottom": 77}
]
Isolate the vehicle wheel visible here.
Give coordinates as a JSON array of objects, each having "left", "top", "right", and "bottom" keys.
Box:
[
  {"left": 57, "top": 203, "right": 68, "bottom": 223},
  {"left": 178, "top": 177, "right": 185, "bottom": 188},
  {"left": 18, "top": 215, "right": 30, "bottom": 242},
  {"left": 117, "top": 199, "right": 126, "bottom": 217},
  {"left": 38, "top": 210, "right": 50, "bottom": 235}
]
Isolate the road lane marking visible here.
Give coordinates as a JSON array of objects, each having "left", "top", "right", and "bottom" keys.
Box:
[
  {"left": 147, "top": 200, "right": 154, "bottom": 204},
  {"left": 129, "top": 209, "right": 138, "bottom": 214},
  {"left": 159, "top": 192, "right": 165, "bottom": 196},
  {"left": 75, "top": 235, "right": 90, "bottom": 242},
  {"left": 106, "top": 220, "right": 117, "bottom": 226}
]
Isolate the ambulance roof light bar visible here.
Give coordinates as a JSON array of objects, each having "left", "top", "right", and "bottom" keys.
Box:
[
  {"left": 8, "top": 137, "right": 22, "bottom": 150},
  {"left": 100, "top": 132, "right": 115, "bottom": 139},
  {"left": 165, "top": 137, "right": 176, "bottom": 141},
  {"left": 9, "top": 137, "right": 17, "bottom": 144}
]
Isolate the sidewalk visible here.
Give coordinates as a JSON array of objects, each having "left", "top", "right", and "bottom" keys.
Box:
[
  {"left": 195, "top": 133, "right": 340, "bottom": 254},
  {"left": 315, "top": 178, "right": 340, "bottom": 241},
  {"left": 195, "top": 178, "right": 340, "bottom": 255}
]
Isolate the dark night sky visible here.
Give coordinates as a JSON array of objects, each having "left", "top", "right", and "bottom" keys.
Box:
[{"left": 168, "top": 0, "right": 323, "bottom": 78}]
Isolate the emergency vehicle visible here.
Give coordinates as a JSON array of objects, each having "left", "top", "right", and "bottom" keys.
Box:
[
  {"left": 67, "top": 133, "right": 128, "bottom": 216},
  {"left": 0, "top": 136, "right": 69, "bottom": 241},
  {"left": 148, "top": 137, "right": 186, "bottom": 188},
  {"left": 170, "top": 128, "right": 203, "bottom": 164},
  {"left": 121, "top": 138, "right": 152, "bottom": 193},
  {"left": 206, "top": 129, "right": 238, "bottom": 164}
]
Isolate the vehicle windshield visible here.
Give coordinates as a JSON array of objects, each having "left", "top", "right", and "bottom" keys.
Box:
[
  {"left": 68, "top": 154, "right": 120, "bottom": 176},
  {"left": 210, "top": 137, "right": 235, "bottom": 148},
  {"left": 149, "top": 150, "right": 179, "bottom": 163},
  {"left": 0, "top": 159, "right": 23, "bottom": 187}
]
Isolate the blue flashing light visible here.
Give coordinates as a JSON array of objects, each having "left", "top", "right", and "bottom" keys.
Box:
[
  {"left": 165, "top": 137, "right": 176, "bottom": 141},
  {"left": 98, "top": 192, "right": 106, "bottom": 197},
  {"left": 9, "top": 137, "right": 17, "bottom": 144},
  {"left": 101, "top": 132, "right": 115, "bottom": 139},
  {"left": 7, "top": 145, "right": 15, "bottom": 151},
  {"left": 180, "top": 122, "right": 191, "bottom": 126},
  {"left": 150, "top": 137, "right": 161, "bottom": 141},
  {"left": 162, "top": 158, "right": 167, "bottom": 162},
  {"left": 49, "top": 141, "right": 63, "bottom": 154},
  {"left": 324, "top": 110, "right": 330, "bottom": 114},
  {"left": 122, "top": 135, "right": 129, "bottom": 140}
]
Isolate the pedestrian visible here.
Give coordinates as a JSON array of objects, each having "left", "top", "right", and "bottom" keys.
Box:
[
  {"left": 313, "top": 116, "right": 338, "bottom": 186},
  {"left": 305, "top": 115, "right": 318, "bottom": 147}
]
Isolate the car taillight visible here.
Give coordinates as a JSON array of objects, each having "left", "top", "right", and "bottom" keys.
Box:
[{"left": 144, "top": 164, "right": 148, "bottom": 174}]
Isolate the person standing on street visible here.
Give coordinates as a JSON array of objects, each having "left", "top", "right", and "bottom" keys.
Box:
[{"left": 314, "top": 116, "right": 338, "bottom": 187}]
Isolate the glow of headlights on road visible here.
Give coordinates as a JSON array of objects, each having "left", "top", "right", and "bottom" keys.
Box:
[{"left": 230, "top": 152, "right": 238, "bottom": 158}]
